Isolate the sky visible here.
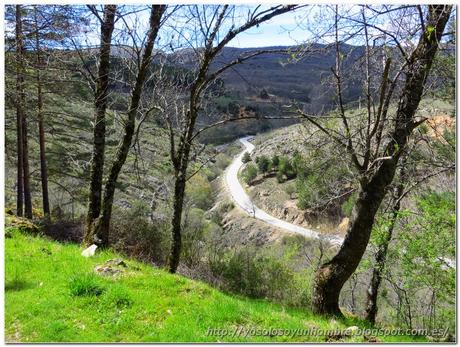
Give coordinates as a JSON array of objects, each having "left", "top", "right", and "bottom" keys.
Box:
[
  {"left": 113, "top": 5, "right": 317, "bottom": 50},
  {"left": 6, "top": 5, "right": 446, "bottom": 50},
  {"left": 226, "top": 11, "right": 309, "bottom": 48}
]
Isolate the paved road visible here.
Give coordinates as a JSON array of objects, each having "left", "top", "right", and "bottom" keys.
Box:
[
  {"left": 225, "top": 136, "right": 343, "bottom": 246},
  {"left": 224, "top": 137, "right": 456, "bottom": 268}
]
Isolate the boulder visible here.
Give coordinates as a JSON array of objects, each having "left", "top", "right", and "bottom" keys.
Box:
[
  {"left": 94, "top": 258, "right": 128, "bottom": 277},
  {"left": 81, "top": 244, "right": 97, "bottom": 257}
]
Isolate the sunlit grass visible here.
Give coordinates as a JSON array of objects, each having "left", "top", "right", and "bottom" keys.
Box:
[{"left": 5, "top": 229, "right": 425, "bottom": 342}]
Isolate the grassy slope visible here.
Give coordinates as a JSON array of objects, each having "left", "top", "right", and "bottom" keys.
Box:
[{"left": 5, "top": 228, "right": 424, "bottom": 343}]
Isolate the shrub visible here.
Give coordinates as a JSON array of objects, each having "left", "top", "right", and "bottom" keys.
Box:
[
  {"left": 215, "top": 153, "right": 231, "bottom": 170},
  {"left": 242, "top": 152, "right": 251, "bottom": 163},
  {"left": 271, "top": 154, "right": 280, "bottom": 170},
  {"left": 69, "top": 273, "right": 105, "bottom": 297},
  {"left": 228, "top": 101, "right": 240, "bottom": 116},
  {"left": 278, "top": 156, "right": 296, "bottom": 179},
  {"left": 292, "top": 151, "right": 306, "bottom": 175},
  {"left": 276, "top": 171, "right": 285, "bottom": 183},
  {"left": 284, "top": 182, "right": 296, "bottom": 199},
  {"left": 186, "top": 173, "right": 213, "bottom": 210},
  {"left": 110, "top": 201, "right": 170, "bottom": 266},
  {"left": 256, "top": 155, "right": 271, "bottom": 173},
  {"left": 221, "top": 201, "right": 234, "bottom": 212},
  {"left": 243, "top": 164, "right": 258, "bottom": 185},
  {"left": 341, "top": 192, "right": 357, "bottom": 217},
  {"left": 182, "top": 208, "right": 208, "bottom": 267},
  {"left": 209, "top": 246, "right": 311, "bottom": 306},
  {"left": 296, "top": 174, "right": 319, "bottom": 209},
  {"left": 5, "top": 215, "right": 40, "bottom": 234}
]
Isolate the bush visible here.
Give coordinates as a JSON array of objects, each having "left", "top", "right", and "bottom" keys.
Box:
[
  {"left": 69, "top": 273, "right": 105, "bottom": 297},
  {"left": 284, "top": 182, "right": 296, "bottom": 199},
  {"left": 110, "top": 201, "right": 170, "bottom": 266},
  {"left": 186, "top": 173, "right": 213, "bottom": 210},
  {"left": 296, "top": 174, "right": 319, "bottom": 210},
  {"left": 182, "top": 208, "right": 208, "bottom": 267},
  {"left": 256, "top": 155, "right": 271, "bottom": 173},
  {"left": 205, "top": 165, "right": 221, "bottom": 181},
  {"left": 215, "top": 153, "right": 231, "bottom": 170},
  {"left": 276, "top": 171, "right": 285, "bottom": 183},
  {"left": 5, "top": 215, "right": 40, "bottom": 234},
  {"left": 271, "top": 154, "right": 280, "bottom": 170},
  {"left": 209, "top": 246, "right": 312, "bottom": 306},
  {"left": 242, "top": 152, "right": 251, "bottom": 163},
  {"left": 292, "top": 152, "right": 306, "bottom": 175},
  {"left": 210, "top": 201, "right": 235, "bottom": 225},
  {"left": 243, "top": 164, "right": 258, "bottom": 185},
  {"left": 341, "top": 192, "right": 357, "bottom": 217},
  {"left": 278, "top": 156, "right": 296, "bottom": 179}
]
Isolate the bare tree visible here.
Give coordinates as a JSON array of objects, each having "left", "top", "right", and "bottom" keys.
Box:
[
  {"left": 84, "top": 5, "right": 167, "bottom": 246},
  {"left": 297, "top": 5, "right": 452, "bottom": 316},
  {"left": 85, "top": 5, "right": 117, "bottom": 240},
  {"left": 162, "top": 5, "right": 300, "bottom": 273}
]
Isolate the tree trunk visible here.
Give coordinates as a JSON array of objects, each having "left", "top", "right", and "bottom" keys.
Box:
[
  {"left": 15, "top": 5, "right": 24, "bottom": 217},
  {"left": 365, "top": 163, "right": 406, "bottom": 324},
  {"left": 168, "top": 108, "right": 198, "bottom": 273},
  {"left": 35, "top": 6, "right": 50, "bottom": 218},
  {"left": 22, "top": 101, "right": 33, "bottom": 219},
  {"left": 312, "top": 5, "right": 452, "bottom": 316},
  {"left": 89, "top": 5, "right": 166, "bottom": 247},
  {"left": 15, "top": 5, "right": 33, "bottom": 219},
  {"left": 168, "top": 171, "right": 187, "bottom": 273},
  {"left": 313, "top": 172, "right": 395, "bottom": 315},
  {"left": 364, "top": 213, "right": 395, "bottom": 324},
  {"left": 84, "top": 5, "right": 117, "bottom": 245}
]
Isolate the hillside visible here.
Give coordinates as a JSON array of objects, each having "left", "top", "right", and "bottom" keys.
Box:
[
  {"left": 5, "top": 224, "right": 426, "bottom": 343},
  {"left": 4, "top": 5, "right": 455, "bottom": 343},
  {"left": 231, "top": 98, "right": 455, "bottom": 334},
  {"left": 243, "top": 98, "right": 455, "bottom": 231},
  {"left": 175, "top": 44, "right": 365, "bottom": 113}
]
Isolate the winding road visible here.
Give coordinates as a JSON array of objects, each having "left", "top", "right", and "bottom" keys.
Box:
[
  {"left": 224, "top": 136, "right": 456, "bottom": 268},
  {"left": 225, "top": 136, "right": 344, "bottom": 246}
]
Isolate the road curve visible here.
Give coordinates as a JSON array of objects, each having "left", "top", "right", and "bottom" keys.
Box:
[{"left": 225, "top": 136, "right": 344, "bottom": 246}]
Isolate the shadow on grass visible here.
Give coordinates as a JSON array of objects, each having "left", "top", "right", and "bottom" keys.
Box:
[{"left": 5, "top": 279, "right": 33, "bottom": 292}]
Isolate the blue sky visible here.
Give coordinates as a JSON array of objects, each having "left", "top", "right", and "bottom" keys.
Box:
[
  {"left": 116, "top": 5, "right": 313, "bottom": 50},
  {"left": 227, "top": 11, "right": 308, "bottom": 48}
]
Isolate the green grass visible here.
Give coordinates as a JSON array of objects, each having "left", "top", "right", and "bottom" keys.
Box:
[{"left": 5, "top": 228, "right": 425, "bottom": 342}]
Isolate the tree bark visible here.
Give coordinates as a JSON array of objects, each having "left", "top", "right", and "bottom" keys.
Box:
[
  {"left": 15, "top": 5, "right": 33, "bottom": 219},
  {"left": 168, "top": 103, "right": 199, "bottom": 274},
  {"left": 15, "top": 5, "right": 24, "bottom": 217},
  {"left": 365, "top": 162, "right": 406, "bottom": 324},
  {"left": 22, "top": 97, "right": 33, "bottom": 220},
  {"left": 34, "top": 6, "right": 51, "bottom": 218},
  {"left": 84, "top": 5, "right": 116, "bottom": 244},
  {"left": 168, "top": 171, "right": 187, "bottom": 273},
  {"left": 312, "top": 5, "right": 452, "bottom": 316},
  {"left": 88, "top": 5, "right": 166, "bottom": 247}
]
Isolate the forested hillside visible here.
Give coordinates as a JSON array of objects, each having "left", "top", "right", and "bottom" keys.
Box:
[{"left": 4, "top": 4, "right": 456, "bottom": 343}]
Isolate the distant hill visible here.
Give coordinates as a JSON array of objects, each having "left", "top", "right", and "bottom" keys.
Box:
[{"left": 172, "top": 44, "right": 366, "bottom": 114}]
